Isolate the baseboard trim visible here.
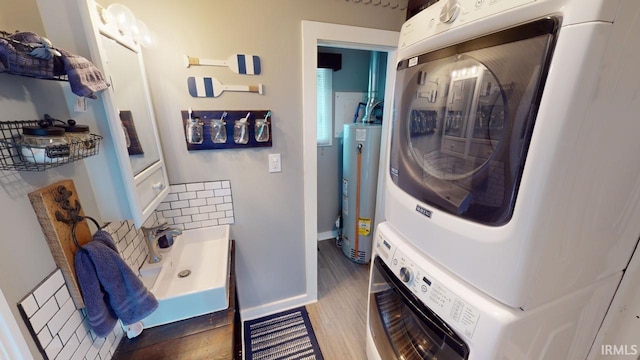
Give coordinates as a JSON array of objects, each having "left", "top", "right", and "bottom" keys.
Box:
[
  {"left": 240, "top": 293, "right": 316, "bottom": 322},
  {"left": 317, "top": 230, "right": 337, "bottom": 242}
]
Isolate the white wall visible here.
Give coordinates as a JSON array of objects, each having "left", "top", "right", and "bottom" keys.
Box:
[
  {"left": 0, "top": 3, "right": 103, "bottom": 357},
  {"left": 97, "top": 0, "right": 405, "bottom": 314}
]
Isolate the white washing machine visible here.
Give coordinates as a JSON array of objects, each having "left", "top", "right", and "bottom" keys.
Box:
[
  {"left": 366, "top": 222, "right": 621, "bottom": 360},
  {"left": 386, "top": 0, "right": 640, "bottom": 309}
]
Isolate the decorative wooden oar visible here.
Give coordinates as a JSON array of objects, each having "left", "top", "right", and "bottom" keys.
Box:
[
  {"left": 184, "top": 54, "right": 262, "bottom": 75},
  {"left": 187, "top": 77, "right": 264, "bottom": 98}
]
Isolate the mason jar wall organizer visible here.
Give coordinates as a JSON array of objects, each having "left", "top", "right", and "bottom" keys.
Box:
[{"left": 181, "top": 110, "right": 272, "bottom": 150}]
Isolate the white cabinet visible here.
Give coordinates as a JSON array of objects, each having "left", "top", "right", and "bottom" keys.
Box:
[{"left": 37, "top": 0, "right": 169, "bottom": 228}]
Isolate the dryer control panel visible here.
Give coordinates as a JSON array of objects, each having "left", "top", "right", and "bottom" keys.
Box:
[{"left": 399, "top": 0, "right": 536, "bottom": 50}]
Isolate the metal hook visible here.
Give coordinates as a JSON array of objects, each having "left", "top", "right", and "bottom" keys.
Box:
[
  {"left": 53, "top": 185, "right": 103, "bottom": 249},
  {"left": 71, "top": 216, "right": 102, "bottom": 249}
]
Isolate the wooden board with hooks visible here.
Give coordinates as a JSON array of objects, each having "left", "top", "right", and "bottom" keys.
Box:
[{"left": 28, "top": 179, "right": 97, "bottom": 309}]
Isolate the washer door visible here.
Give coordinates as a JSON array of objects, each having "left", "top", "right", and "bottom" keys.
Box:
[
  {"left": 369, "top": 256, "right": 469, "bottom": 359},
  {"left": 389, "top": 18, "right": 559, "bottom": 225}
]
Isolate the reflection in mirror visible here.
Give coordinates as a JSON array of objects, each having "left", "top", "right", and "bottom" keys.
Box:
[{"left": 99, "top": 34, "right": 160, "bottom": 175}]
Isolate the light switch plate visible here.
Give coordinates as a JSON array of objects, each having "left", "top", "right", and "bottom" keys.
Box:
[{"left": 269, "top": 153, "right": 281, "bottom": 173}]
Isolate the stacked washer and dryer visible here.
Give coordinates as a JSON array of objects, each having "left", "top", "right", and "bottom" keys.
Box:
[{"left": 367, "top": 0, "right": 640, "bottom": 359}]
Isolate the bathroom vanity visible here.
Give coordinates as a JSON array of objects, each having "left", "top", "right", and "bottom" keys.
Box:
[{"left": 112, "top": 241, "right": 240, "bottom": 360}]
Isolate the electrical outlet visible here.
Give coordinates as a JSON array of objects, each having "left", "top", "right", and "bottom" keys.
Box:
[{"left": 269, "top": 153, "right": 281, "bottom": 173}]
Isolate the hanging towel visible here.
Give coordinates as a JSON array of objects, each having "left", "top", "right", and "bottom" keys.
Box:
[
  {"left": 59, "top": 48, "right": 110, "bottom": 99},
  {"left": 74, "top": 230, "right": 158, "bottom": 337}
]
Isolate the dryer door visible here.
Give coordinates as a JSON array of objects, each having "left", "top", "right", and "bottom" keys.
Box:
[{"left": 389, "top": 18, "right": 559, "bottom": 225}]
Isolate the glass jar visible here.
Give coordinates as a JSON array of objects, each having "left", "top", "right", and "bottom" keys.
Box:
[
  {"left": 20, "top": 123, "right": 70, "bottom": 164},
  {"left": 233, "top": 120, "right": 249, "bottom": 144},
  {"left": 211, "top": 118, "right": 227, "bottom": 144},
  {"left": 186, "top": 117, "right": 204, "bottom": 144},
  {"left": 64, "top": 119, "right": 95, "bottom": 154},
  {"left": 254, "top": 118, "right": 269, "bottom": 142}
]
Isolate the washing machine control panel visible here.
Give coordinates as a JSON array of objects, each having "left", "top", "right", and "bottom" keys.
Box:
[{"left": 389, "top": 246, "right": 481, "bottom": 339}]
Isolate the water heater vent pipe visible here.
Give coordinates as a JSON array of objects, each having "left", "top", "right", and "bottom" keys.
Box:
[{"left": 362, "top": 51, "right": 380, "bottom": 123}]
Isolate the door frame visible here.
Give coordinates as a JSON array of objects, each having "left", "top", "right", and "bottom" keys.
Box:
[{"left": 301, "top": 21, "right": 399, "bottom": 302}]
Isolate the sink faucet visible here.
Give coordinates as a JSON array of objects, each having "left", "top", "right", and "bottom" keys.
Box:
[{"left": 141, "top": 223, "right": 183, "bottom": 264}]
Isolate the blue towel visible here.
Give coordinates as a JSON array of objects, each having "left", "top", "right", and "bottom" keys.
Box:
[{"left": 74, "top": 230, "right": 158, "bottom": 337}]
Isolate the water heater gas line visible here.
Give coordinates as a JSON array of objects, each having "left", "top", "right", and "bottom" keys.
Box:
[{"left": 355, "top": 143, "right": 363, "bottom": 256}]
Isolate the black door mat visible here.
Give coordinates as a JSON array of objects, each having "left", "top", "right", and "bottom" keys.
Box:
[{"left": 244, "top": 306, "right": 324, "bottom": 360}]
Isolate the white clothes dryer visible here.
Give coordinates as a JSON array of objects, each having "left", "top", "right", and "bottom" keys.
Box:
[
  {"left": 386, "top": 0, "right": 640, "bottom": 309},
  {"left": 366, "top": 222, "right": 621, "bottom": 360}
]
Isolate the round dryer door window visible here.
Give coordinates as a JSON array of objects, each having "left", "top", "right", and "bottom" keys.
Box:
[
  {"left": 389, "top": 18, "right": 558, "bottom": 224},
  {"left": 407, "top": 55, "right": 507, "bottom": 182}
]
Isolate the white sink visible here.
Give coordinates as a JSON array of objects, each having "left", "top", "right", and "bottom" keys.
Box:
[{"left": 138, "top": 225, "right": 230, "bottom": 328}]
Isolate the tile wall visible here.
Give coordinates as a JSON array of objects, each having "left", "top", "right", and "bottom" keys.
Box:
[
  {"left": 156, "top": 180, "right": 235, "bottom": 230},
  {"left": 17, "top": 214, "right": 159, "bottom": 360}
]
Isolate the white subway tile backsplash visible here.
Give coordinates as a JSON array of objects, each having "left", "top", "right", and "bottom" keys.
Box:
[
  {"left": 18, "top": 214, "right": 162, "bottom": 360},
  {"left": 204, "top": 181, "right": 222, "bottom": 190},
  {"left": 181, "top": 207, "right": 200, "bottom": 216},
  {"left": 57, "top": 333, "right": 80, "bottom": 360},
  {"left": 71, "top": 334, "right": 92, "bottom": 360},
  {"left": 30, "top": 297, "right": 59, "bottom": 333},
  {"left": 164, "top": 193, "right": 179, "bottom": 202},
  {"left": 44, "top": 335, "right": 63, "bottom": 360},
  {"left": 37, "top": 327, "right": 53, "bottom": 351},
  {"left": 192, "top": 213, "right": 210, "bottom": 222},
  {"left": 85, "top": 336, "right": 104, "bottom": 360},
  {"left": 202, "top": 219, "right": 219, "bottom": 227},
  {"left": 98, "top": 334, "right": 112, "bottom": 359},
  {"left": 186, "top": 183, "right": 205, "bottom": 191},
  {"left": 33, "top": 271, "right": 64, "bottom": 307},
  {"left": 169, "top": 184, "right": 186, "bottom": 193},
  {"left": 163, "top": 209, "right": 182, "bottom": 218},
  {"left": 171, "top": 200, "right": 190, "bottom": 209},
  {"left": 198, "top": 205, "right": 217, "bottom": 213},
  {"left": 58, "top": 311, "right": 84, "bottom": 345},
  {"left": 178, "top": 191, "right": 197, "bottom": 201},
  {"left": 174, "top": 215, "right": 193, "bottom": 224},
  {"left": 47, "top": 298, "right": 75, "bottom": 335},
  {"left": 54, "top": 286, "right": 71, "bottom": 308},
  {"left": 157, "top": 180, "right": 235, "bottom": 231},
  {"left": 219, "top": 217, "right": 235, "bottom": 225},
  {"left": 189, "top": 198, "right": 207, "bottom": 207},
  {"left": 196, "top": 190, "right": 214, "bottom": 198},
  {"left": 214, "top": 188, "right": 231, "bottom": 197},
  {"left": 115, "top": 223, "right": 129, "bottom": 243},
  {"left": 184, "top": 221, "right": 202, "bottom": 230},
  {"left": 156, "top": 202, "right": 171, "bottom": 211},
  {"left": 210, "top": 211, "right": 226, "bottom": 219},
  {"left": 20, "top": 294, "right": 38, "bottom": 318},
  {"left": 207, "top": 197, "right": 224, "bottom": 205}
]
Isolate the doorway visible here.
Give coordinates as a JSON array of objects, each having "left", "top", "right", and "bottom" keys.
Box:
[{"left": 301, "top": 21, "right": 399, "bottom": 303}]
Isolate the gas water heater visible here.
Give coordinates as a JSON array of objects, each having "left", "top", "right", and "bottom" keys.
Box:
[{"left": 341, "top": 123, "right": 382, "bottom": 263}]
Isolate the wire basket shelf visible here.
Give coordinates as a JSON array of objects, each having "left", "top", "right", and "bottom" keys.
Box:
[
  {"left": 0, "top": 120, "right": 102, "bottom": 172},
  {"left": 0, "top": 31, "right": 68, "bottom": 81}
]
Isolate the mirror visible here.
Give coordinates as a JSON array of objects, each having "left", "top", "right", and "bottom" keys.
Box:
[{"left": 99, "top": 34, "right": 160, "bottom": 175}]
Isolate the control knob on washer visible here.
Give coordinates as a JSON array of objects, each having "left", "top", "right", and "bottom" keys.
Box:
[
  {"left": 399, "top": 267, "right": 413, "bottom": 283},
  {"left": 439, "top": 0, "right": 461, "bottom": 24}
]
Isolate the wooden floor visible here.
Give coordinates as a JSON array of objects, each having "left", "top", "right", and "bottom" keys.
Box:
[{"left": 306, "top": 239, "right": 371, "bottom": 360}]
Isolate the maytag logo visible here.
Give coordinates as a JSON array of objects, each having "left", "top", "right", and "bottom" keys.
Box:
[{"left": 416, "top": 205, "right": 432, "bottom": 218}]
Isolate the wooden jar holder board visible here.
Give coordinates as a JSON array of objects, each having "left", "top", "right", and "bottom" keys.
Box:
[
  {"left": 28, "top": 179, "right": 97, "bottom": 309},
  {"left": 181, "top": 110, "right": 272, "bottom": 151}
]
